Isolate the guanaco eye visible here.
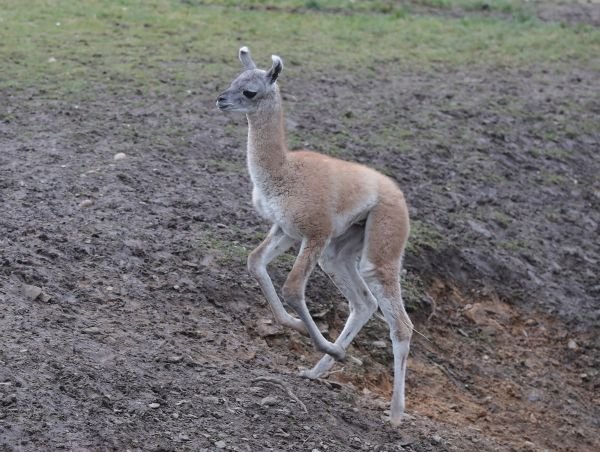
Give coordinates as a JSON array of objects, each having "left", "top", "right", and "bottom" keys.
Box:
[{"left": 243, "top": 90, "right": 257, "bottom": 99}]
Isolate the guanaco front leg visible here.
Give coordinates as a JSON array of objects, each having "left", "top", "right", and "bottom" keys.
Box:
[
  {"left": 247, "top": 225, "right": 307, "bottom": 334},
  {"left": 282, "top": 237, "right": 345, "bottom": 361}
]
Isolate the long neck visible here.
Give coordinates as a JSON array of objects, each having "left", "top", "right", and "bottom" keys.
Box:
[{"left": 246, "top": 88, "right": 287, "bottom": 185}]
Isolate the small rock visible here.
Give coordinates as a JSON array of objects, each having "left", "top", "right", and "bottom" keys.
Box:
[
  {"left": 48, "top": 57, "right": 56, "bottom": 63},
  {"left": 527, "top": 389, "right": 542, "bottom": 402},
  {"left": 372, "top": 340, "right": 387, "bottom": 348},
  {"left": 148, "top": 403, "right": 161, "bottom": 409},
  {"left": 260, "top": 396, "right": 278, "bottom": 407},
  {"left": 113, "top": 152, "right": 127, "bottom": 161},
  {"left": 524, "top": 358, "right": 536, "bottom": 369},
  {"left": 23, "top": 284, "right": 42, "bottom": 301},
  {"left": 467, "top": 220, "right": 492, "bottom": 238},
  {"left": 285, "top": 118, "right": 299, "bottom": 130},
  {"left": 256, "top": 318, "right": 283, "bottom": 337},
  {"left": 316, "top": 321, "right": 329, "bottom": 334},
  {"left": 172, "top": 412, "right": 179, "bottom": 419},
  {"left": 200, "top": 254, "right": 215, "bottom": 267},
  {"left": 350, "top": 356, "right": 363, "bottom": 366},
  {"left": 431, "top": 434, "right": 442, "bottom": 445},
  {"left": 124, "top": 239, "right": 144, "bottom": 250},
  {"left": 2, "top": 394, "right": 17, "bottom": 406},
  {"left": 567, "top": 339, "right": 578, "bottom": 350},
  {"left": 398, "top": 437, "right": 413, "bottom": 447},
  {"left": 214, "top": 440, "right": 226, "bottom": 449},
  {"left": 312, "top": 308, "right": 331, "bottom": 319},
  {"left": 167, "top": 356, "right": 183, "bottom": 363},
  {"left": 79, "top": 199, "right": 93, "bottom": 208},
  {"left": 82, "top": 327, "right": 101, "bottom": 335},
  {"left": 178, "top": 433, "right": 190, "bottom": 441}
]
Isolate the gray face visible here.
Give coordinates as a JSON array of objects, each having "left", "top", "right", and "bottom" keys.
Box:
[{"left": 216, "top": 47, "right": 283, "bottom": 114}]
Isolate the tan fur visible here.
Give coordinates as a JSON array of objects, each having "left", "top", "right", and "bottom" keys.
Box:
[{"left": 217, "top": 49, "right": 413, "bottom": 425}]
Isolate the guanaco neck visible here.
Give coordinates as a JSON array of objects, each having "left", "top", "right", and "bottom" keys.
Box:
[{"left": 246, "top": 87, "right": 288, "bottom": 186}]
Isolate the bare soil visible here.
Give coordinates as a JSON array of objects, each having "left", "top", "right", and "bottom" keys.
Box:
[{"left": 1, "top": 22, "right": 599, "bottom": 452}]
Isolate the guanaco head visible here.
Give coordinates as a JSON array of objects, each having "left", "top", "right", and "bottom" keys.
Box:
[{"left": 216, "top": 46, "right": 283, "bottom": 113}]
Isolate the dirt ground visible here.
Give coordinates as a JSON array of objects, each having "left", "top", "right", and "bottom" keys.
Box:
[{"left": 1, "top": 5, "right": 599, "bottom": 452}]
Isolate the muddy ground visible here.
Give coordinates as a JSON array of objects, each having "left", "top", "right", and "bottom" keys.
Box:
[{"left": 1, "top": 7, "right": 599, "bottom": 452}]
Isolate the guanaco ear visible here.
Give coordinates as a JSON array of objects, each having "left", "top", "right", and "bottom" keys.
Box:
[
  {"left": 266, "top": 55, "right": 283, "bottom": 84},
  {"left": 239, "top": 46, "right": 256, "bottom": 70}
]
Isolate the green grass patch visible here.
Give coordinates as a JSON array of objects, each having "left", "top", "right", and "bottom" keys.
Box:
[
  {"left": 402, "top": 269, "right": 428, "bottom": 312},
  {"left": 408, "top": 219, "right": 446, "bottom": 254},
  {"left": 499, "top": 238, "right": 532, "bottom": 252},
  {"left": 0, "top": 1, "right": 598, "bottom": 98},
  {"left": 197, "top": 234, "right": 251, "bottom": 265}
]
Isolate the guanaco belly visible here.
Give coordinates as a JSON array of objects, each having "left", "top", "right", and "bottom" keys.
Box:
[{"left": 252, "top": 183, "right": 375, "bottom": 241}]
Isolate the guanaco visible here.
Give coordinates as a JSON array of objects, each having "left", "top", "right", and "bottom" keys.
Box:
[{"left": 216, "top": 47, "right": 413, "bottom": 424}]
